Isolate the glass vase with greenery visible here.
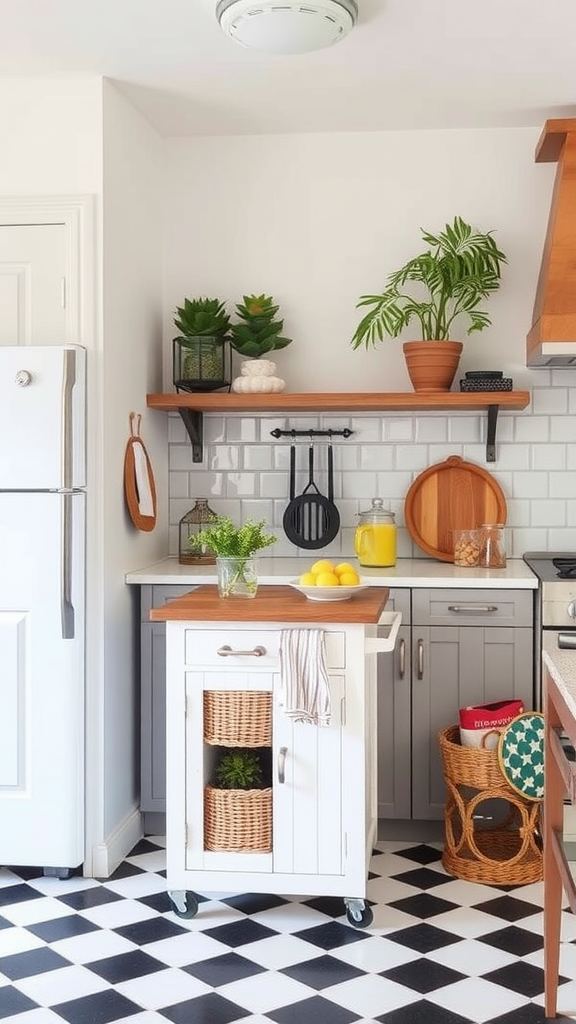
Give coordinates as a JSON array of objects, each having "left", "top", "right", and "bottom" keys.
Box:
[{"left": 194, "top": 516, "right": 277, "bottom": 597}]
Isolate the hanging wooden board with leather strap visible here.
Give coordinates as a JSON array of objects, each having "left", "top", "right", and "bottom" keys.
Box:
[
  {"left": 124, "top": 412, "right": 157, "bottom": 532},
  {"left": 404, "top": 455, "right": 507, "bottom": 562}
]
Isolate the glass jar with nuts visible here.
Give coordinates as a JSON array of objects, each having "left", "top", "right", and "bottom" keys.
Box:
[{"left": 453, "top": 528, "right": 481, "bottom": 566}]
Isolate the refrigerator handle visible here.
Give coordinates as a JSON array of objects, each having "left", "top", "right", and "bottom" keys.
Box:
[
  {"left": 61, "top": 493, "right": 75, "bottom": 639},
  {"left": 61, "top": 347, "right": 76, "bottom": 490}
]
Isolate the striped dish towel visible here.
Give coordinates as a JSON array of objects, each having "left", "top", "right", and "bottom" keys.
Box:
[{"left": 279, "top": 629, "right": 331, "bottom": 726}]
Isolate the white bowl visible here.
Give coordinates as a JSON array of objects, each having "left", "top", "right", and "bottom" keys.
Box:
[{"left": 289, "top": 579, "right": 370, "bottom": 602}]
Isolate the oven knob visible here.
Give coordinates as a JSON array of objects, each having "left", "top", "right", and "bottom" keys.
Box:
[{"left": 568, "top": 601, "right": 576, "bottom": 619}]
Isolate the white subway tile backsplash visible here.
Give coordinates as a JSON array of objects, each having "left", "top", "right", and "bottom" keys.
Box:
[
  {"left": 165, "top": 383, "right": 576, "bottom": 555},
  {"left": 210, "top": 446, "right": 240, "bottom": 471},
  {"left": 550, "top": 473, "right": 576, "bottom": 499},
  {"left": 415, "top": 417, "right": 448, "bottom": 442},
  {"left": 533, "top": 444, "right": 566, "bottom": 470},
  {"left": 169, "top": 472, "right": 190, "bottom": 499},
  {"left": 226, "top": 416, "right": 257, "bottom": 442},
  {"left": 514, "top": 416, "right": 551, "bottom": 443},
  {"left": 243, "top": 446, "right": 273, "bottom": 471},
  {"left": 226, "top": 473, "right": 257, "bottom": 497},
  {"left": 530, "top": 500, "right": 566, "bottom": 527},
  {"left": 533, "top": 387, "right": 568, "bottom": 414},
  {"left": 513, "top": 471, "right": 549, "bottom": 498},
  {"left": 386, "top": 418, "right": 413, "bottom": 442}
]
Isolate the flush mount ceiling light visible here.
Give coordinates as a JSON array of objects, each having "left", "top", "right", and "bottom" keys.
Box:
[{"left": 215, "top": 0, "right": 358, "bottom": 54}]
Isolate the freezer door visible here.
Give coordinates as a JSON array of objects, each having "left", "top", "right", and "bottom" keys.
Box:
[
  {"left": 0, "top": 491, "right": 85, "bottom": 869},
  {"left": 0, "top": 345, "right": 86, "bottom": 490}
]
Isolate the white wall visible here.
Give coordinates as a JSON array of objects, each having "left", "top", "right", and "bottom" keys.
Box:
[
  {"left": 101, "top": 80, "right": 164, "bottom": 842},
  {"left": 164, "top": 127, "right": 576, "bottom": 557},
  {"left": 163, "top": 127, "right": 554, "bottom": 392}
]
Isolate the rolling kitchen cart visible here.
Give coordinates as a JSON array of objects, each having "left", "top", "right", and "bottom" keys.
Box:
[{"left": 151, "top": 585, "right": 401, "bottom": 928}]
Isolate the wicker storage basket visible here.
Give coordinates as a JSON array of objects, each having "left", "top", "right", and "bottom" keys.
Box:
[
  {"left": 204, "top": 691, "right": 272, "bottom": 747},
  {"left": 438, "top": 725, "right": 542, "bottom": 885},
  {"left": 204, "top": 785, "right": 272, "bottom": 852}
]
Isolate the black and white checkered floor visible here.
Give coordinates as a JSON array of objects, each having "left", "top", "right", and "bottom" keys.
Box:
[{"left": 2, "top": 836, "right": 576, "bottom": 1024}]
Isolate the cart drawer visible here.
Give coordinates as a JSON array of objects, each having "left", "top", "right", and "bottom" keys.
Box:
[{"left": 183, "top": 627, "right": 346, "bottom": 669}]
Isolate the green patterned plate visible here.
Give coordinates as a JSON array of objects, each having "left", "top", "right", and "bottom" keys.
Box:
[{"left": 497, "top": 712, "right": 545, "bottom": 801}]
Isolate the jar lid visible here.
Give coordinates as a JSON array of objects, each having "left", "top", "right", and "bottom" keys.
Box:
[{"left": 357, "top": 498, "right": 395, "bottom": 520}]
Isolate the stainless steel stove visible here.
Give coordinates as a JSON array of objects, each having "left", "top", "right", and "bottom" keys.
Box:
[{"left": 523, "top": 551, "right": 576, "bottom": 629}]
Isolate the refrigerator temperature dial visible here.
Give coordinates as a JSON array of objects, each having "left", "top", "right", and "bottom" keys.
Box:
[{"left": 15, "top": 370, "right": 32, "bottom": 387}]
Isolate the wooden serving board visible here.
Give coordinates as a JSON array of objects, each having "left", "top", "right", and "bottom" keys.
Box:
[
  {"left": 150, "top": 584, "right": 390, "bottom": 624},
  {"left": 404, "top": 455, "right": 507, "bottom": 562}
]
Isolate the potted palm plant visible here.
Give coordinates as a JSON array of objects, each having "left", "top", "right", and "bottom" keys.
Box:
[
  {"left": 173, "top": 296, "right": 231, "bottom": 393},
  {"left": 350, "top": 216, "right": 508, "bottom": 392},
  {"left": 229, "top": 293, "right": 292, "bottom": 393}
]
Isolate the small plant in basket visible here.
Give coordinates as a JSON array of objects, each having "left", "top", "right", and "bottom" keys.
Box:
[
  {"left": 214, "top": 749, "right": 266, "bottom": 790},
  {"left": 194, "top": 516, "right": 277, "bottom": 597}
]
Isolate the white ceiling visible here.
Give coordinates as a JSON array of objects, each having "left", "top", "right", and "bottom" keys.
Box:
[{"left": 1, "top": 0, "right": 575, "bottom": 137}]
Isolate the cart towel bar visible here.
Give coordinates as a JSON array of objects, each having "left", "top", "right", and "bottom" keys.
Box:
[
  {"left": 217, "top": 645, "right": 266, "bottom": 657},
  {"left": 279, "top": 629, "right": 331, "bottom": 727},
  {"left": 364, "top": 611, "right": 402, "bottom": 654}
]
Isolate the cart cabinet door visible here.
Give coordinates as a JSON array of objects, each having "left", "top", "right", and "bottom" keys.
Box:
[{"left": 273, "top": 672, "right": 345, "bottom": 876}]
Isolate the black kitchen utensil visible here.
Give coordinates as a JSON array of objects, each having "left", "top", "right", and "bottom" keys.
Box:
[{"left": 283, "top": 444, "right": 340, "bottom": 549}]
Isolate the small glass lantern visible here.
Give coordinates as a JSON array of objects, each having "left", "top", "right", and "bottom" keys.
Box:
[
  {"left": 173, "top": 336, "right": 232, "bottom": 393},
  {"left": 179, "top": 499, "right": 218, "bottom": 564}
]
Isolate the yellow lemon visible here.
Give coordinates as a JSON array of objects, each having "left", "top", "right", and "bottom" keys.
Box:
[
  {"left": 334, "top": 562, "right": 356, "bottom": 577},
  {"left": 339, "top": 571, "right": 360, "bottom": 586},
  {"left": 311, "top": 559, "right": 335, "bottom": 576},
  {"left": 316, "top": 571, "right": 340, "bottom": 587},
  {"left": 299, "top": 572, "right": 317, "bottom": 586}
]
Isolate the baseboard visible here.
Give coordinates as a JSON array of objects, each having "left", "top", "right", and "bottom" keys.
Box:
[{"left": 89, "top": 807, "right": 143, "bottom": 878}]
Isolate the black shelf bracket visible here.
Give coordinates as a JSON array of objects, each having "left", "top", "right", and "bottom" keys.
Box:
[
  {"left": 486, "top": 404, "right": 499, "bottom": 462},
  {"left": 178, "top": 408, "right": 203, "bottom": 463}
]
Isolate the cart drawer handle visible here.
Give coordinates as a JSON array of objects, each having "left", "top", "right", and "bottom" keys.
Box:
[
  {"left": 447, "top": 605, "right": 498, "bottom": 613},
  {"left": 217, "top": 644, "right": 267, "bottom": 657},
  {"left": 278, "top": 746, "right": 288, "bottom": 783}
]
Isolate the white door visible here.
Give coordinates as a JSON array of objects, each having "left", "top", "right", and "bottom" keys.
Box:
[
  {"left": 0, "top": 491, "right": 85, "bottom": 869},
  {"left": 0, "top": 224, "right": 67, "bottom": 346}
]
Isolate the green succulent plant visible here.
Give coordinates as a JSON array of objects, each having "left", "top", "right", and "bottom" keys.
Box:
[
  {"left": 173, "top": 297, "right": 231, "bottom": 339},
  {"left": 214, "top": 749, "right": 265, "bottom": 790},
  {"left": 351, "top": 216, "right": 507, "bottom": 347},
  {"left": 229, "top": 293, "right": 292, "bottom": 358}
]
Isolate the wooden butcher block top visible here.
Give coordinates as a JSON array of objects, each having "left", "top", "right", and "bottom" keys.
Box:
[
  {"left": 150, "top": 584, "right": 390, "bottom": 624},
  {"left": 405, "top": 455, "right": 507, "bottom": 562}
]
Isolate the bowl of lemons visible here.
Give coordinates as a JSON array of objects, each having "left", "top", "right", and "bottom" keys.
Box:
[{"left": 289, "top": 559, "right": 369, "bottom": 602}]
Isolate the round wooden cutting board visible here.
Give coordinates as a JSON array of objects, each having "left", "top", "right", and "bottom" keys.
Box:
[{"left": 404, "top": 455, "right": 507, "bottom": 562}]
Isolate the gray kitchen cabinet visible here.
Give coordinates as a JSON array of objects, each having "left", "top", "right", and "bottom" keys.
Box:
[
  {"left": 378, "top": 588, "right": 534, "bottom": 822},
  {"left": 140, "top": 584, "right": 196, "bottom": 832}
]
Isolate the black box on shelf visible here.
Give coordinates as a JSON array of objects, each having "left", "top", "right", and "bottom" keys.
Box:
[{"left": 460, "top": 378, "right": 513, "bottom": 392}]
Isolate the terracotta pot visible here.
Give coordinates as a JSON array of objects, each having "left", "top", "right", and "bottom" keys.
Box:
[{"left": 403, "top": 340, "right": 463, "bottom": 393}]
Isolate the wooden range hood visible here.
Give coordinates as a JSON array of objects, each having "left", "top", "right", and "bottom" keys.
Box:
[{"left": 527, "top": 119, "right": 576, "bottom": 366}]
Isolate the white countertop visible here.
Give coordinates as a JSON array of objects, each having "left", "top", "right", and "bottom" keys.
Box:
[
  {"left": 125, "top": 556, "right": 538, "bottom": 589},
  {"left": 543, "top": 632, "right": 576, "bottom": 720}
]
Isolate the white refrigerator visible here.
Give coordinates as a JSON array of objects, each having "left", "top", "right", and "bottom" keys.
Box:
[{"left": 0, "top": 345, "right": 86, "bottom": 876}]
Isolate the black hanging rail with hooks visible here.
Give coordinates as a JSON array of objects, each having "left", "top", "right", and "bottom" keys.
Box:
[{"left": 270, "top": 428, "right": 354, "bottom": 439}]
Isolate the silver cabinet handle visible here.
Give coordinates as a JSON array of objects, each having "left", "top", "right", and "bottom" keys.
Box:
[
  {"left": 278, "top": 746, "right": 288, "bottom": 784},
  {"left": 447, "top": 605, "right": 498, "bottom": 613},
  {"left": 416, "top": 638, "right": 424, "bottom": 680},
  {"left": 217, "top": 644, "right": 266, "bottom": 657},
  {"left": 398, "top": 637, "right": 406, "bottom": 679}
]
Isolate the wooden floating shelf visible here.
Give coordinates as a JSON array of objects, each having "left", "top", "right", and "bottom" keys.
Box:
[{"left": 147, "top": 391, "right": 531, "bottom": 463}]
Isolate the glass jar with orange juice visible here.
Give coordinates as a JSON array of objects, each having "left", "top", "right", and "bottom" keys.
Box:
[{"left": 354, "top": 499, "right": 397, "bottom": 567}]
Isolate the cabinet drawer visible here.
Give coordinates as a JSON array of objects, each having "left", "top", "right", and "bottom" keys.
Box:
[
  {"left": 412, "top": 588, "right": 533, "bottom": 627},
  {"left": 141, "top": 584, "right": 197, "bottom": 620},
  {"left": 183, "top": 627, "right": 346, "bottom": 669}
]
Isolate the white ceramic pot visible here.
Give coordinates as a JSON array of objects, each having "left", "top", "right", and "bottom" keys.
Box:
[{"left": 232, "top": 359, "right": 286, "bottom": 394}]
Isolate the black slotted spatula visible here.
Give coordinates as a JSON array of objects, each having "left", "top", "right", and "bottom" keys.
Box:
[{"left": 283, "top": 443, "right": 340, "bottom": 549}]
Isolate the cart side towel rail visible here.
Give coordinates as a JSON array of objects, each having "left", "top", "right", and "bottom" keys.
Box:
[{"left": 279, "top": 628, "right": 331, "bottom": 726}]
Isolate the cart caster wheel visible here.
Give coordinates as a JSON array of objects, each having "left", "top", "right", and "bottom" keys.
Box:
[
  {"left": 168, "top": 890, "right": 198, "bottom": 919},
  {"left": 344, "top": 899, "right": 373, "bottom": 929}
]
